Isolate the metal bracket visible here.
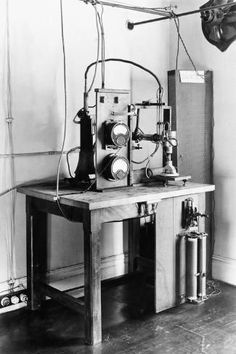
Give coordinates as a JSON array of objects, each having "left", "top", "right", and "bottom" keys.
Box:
[{"left": 182, "top": 198, "right": 208, "bottom": 229}]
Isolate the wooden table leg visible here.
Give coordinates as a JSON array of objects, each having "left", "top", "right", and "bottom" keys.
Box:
[
  {"left": 155, "top": 199, "right": 175, "bottom": 313},
  {"left": 26, "top": 196, "right": 47, "bottom": 311},
  {"left": 83, "top": 210, "right": 102, "bottom": 345}
]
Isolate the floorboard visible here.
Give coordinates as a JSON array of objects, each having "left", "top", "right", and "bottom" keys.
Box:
[{"left": 0, "top": 279, "right": 235, "bottom": 354}]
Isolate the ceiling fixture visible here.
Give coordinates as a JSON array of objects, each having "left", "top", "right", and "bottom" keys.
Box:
[{"left": 126, "top": 1, "right": 236, "bottom": 51}]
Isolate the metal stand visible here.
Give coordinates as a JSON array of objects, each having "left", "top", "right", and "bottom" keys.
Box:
[
  {"left": 177, "top": 231, "right": 208, "bottom": 304},
  {"left": 154, "top": 174, "right": 191, "bottom": 187}
]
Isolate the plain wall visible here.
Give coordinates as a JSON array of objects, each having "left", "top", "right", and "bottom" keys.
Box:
[
  {"left": 3, "top": 0, "right": 234, "bottom": 291},
  {"left": 0, "top": 0, "right": 170, "bottom": 286}
]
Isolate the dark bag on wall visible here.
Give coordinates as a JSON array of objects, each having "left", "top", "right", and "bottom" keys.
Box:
[{"left": 200, "top": 0, "right": 236, "bottom": 51}]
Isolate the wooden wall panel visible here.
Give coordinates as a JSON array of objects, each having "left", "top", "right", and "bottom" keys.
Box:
[
  {"left": 155, "top": 193, "right": 206, "bottom": 313},
  {"left": 168, "top": 70, "right": 214, "bottom": 275}
]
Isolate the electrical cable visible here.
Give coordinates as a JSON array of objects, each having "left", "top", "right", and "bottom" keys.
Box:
[
  {"left": 85, "top": 58, "right": 162, "bottom": 91},
  {"left": 83, "top": 58, "right": 163, "bottom": 171},
  {"left": 173, "top": 14, "right": 180, "bottom": 72},
  {"left": 84, "top": 58, "right": 163, "bottom": 168},
  {"left": 0, "top": 149, "right": 80, "bottom": 198},
  {"left": 54, "top": 0, "right": 108, "bottom": 220},
  {"left": 131, "top": 142, "right": 160, "bottom": 165},
  {"left": 58, "top": 146, "right": 123, "bottom": 197},
  {"left": 0, "top": 283, "right": 25, "bottom": 295},
  {"left": 58, "top": 9, "right": 164, "bottom": 203},
  {"left": 206, "top": 280, "right": 221, "bottom": 297},
  {"left": 55, "top": 0, "right": 107, "bottom": 219},
  {"left": 84, "top": 58, "right": 163, "bottom": 112},
  {"left": 131, "top": 102, "right": 161, "bottom": 166},
  {"left": 86, "top": 4, "right": 101, "bottom": 94},
  {"left": 94, "top": 2, "right": 106, "bottom": 88},
  {"left": 171, "top": 12, "right": 206, "bottom": 81},
  {"left": 0, "top": 177, "right": 62, "bottom": 198},
  {"left": 99, "top": 4, "right": 105, "bottom": 88},
  {"left": 85, "top": 1, "right": 105, "bottom": 97},
  {"left": 66, "top": 146, "right": 80, "bottom": 178},
  {"left": 171, "top": 11, "right": 198, "bottom": 73}
]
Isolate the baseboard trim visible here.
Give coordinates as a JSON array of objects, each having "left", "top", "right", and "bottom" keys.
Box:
[
  {"left": 212, "top": 255, "right": 236, "bottom": 286},
  {"left": 0, "top": 252, "right": 128, "bottom": 310},
  {"left": 48, "top": 252, "right": 128, "bottom": 292}
]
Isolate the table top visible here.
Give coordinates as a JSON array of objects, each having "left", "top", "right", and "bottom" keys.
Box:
[{"left": 17, "top": 181, "right": 215, "bottom": 211}]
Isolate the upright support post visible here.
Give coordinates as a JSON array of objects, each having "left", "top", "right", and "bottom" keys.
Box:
[
  {"left": 198, "top": 233, "right": 207, "bottom": 299},
  {"left": 186, "top": 235, "right": 198, "bottom": 302},
  {"left": 83, "top": 210, "right": 102, "bottom": 345}
]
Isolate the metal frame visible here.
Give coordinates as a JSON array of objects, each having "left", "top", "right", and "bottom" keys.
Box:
[{"left": 127, "top": 1, "right": 236, "bottom": 30}]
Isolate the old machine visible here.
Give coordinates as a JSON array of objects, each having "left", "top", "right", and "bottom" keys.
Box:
[
  {"left": 70, "top": 58, "right": 190, "bottom": 191},
  {"left": 65, "top": 58, "right": 212, "bottom": 306}
]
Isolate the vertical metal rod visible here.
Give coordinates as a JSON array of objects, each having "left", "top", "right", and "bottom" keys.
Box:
[
  {"left": 127, "top": 2, "right": 236, "bottom": 29},
  {"left": 198, "top": 233, "right": 207, "bottom": 299},
  {"left": 186, "top": 235, "right": 198, "bottom": 301}
]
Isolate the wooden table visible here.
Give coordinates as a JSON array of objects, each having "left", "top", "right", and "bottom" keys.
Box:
[{"left": 18, "top": 181, "right": 215, "bottom": 345}]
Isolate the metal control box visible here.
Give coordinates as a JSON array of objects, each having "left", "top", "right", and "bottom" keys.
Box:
[{"left": 95, "top": 89, "right": 132, "bottom": 190}]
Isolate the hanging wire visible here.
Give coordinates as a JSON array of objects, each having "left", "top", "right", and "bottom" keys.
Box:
[
  {"left": 96, "top": 3, "right": 106, "bottom": 88},
  {"left": 4, "top": 0, "right": 16, "bottom": 291},
  {"left": 131, "top": 142, "right": 160, "bottom": 165},
  {"left": 86, "top": 4, "right": 101, "bottom": 94},
  {"left": 171, "top": 11, "right": 205, "bottom": 80},
  {"left": 171, "top": 11, "right": 197, "bottom": 73},
  {"left": 55, "top": 0, "right": 70, "bottom": 219},
  {"left": 58, "top": 146, "right": 124, "bottom": 197},
  {"left": 85, "top": 58, "right": 162, "bottom": 96},
  {"left": 55, "top": 0, "right": 108, "bottom": 219},
  {"left": 173, "top": 14, "right": 180, "bottom": 71},
  {"left": 66, "top": 146, "right": 80, "bottom": 178}
]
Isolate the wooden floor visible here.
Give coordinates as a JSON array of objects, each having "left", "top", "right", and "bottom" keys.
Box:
[{"left": 0, "top": 277, "right": 235, "bottom": 354}]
